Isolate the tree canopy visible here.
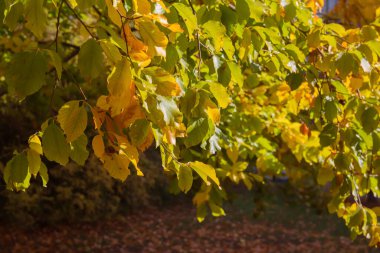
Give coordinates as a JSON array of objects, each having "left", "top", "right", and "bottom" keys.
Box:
[{"left": 1, "top": 0, "right": 380, "bottom": 246}]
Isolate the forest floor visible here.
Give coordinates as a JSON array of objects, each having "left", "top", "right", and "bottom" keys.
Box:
[{"left": 0, "top": 189, "right": 379, "bottom": 253}]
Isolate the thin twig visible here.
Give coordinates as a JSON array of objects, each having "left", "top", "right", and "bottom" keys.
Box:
[
  {"left": 117, "top": 9, "right": 133, "bottom": 63},
  {"left": 63, "top": 0, "right": 97, "bottom": 39},
  {"left": 187, "top": 0, "right": 202, "bottom": 79},
  {"left": 55, "top": 0, "right": 64, "bottom": 52}
]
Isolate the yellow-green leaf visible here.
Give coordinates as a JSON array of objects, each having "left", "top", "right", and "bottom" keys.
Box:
[
  {"left": 190, "top": 161, "right": 220, "bottom": 186},
  {"left": 42, "top": 123, "right": 70, "bottom": 166},
  {"left": 57, "top": 101, "right": 88, "bottom": 142},
  {"left": 24, "top": 0, "right": 47, "bottom": 39}
]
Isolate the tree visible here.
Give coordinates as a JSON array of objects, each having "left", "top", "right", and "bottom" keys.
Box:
[{"left": 1, "top": 0, "right": 380, "bottom": 246}]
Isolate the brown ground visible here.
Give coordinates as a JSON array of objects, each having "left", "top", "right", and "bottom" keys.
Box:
[{"left": 0, "top": 201, "right": 378, "bottom": 253}]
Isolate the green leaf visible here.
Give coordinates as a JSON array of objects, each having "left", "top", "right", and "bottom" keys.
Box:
[
  {"left": 227, "top": 61, "right": 244, "bottom": 88},
  {"left": 190, "top": 161, "right": 220, "bottom": 186},
  {"left": 70, "top": 135, "right": 89, "bottom": 166},
  {"left": 157, "top": 95, "right": 182, "bottom": 125},
  {"left": 78, "top": 39, "right": 104, "bottom": 79},
  {"left": 324, "top": 100, "right": 339, "bottom": 122},
  {"left": 24, "top": 0, "right": 47, "bottom": 39},
  {"left": 42, "top": 123, "right": 70, "bottom": 166},
  {"left": 129, "top": 119, "right": 150, "bottom": 146},
  {"left": 320, "top": 123, "right": 338, "bottom": 147},
  {"left": 4, "top": 2, "right": 23, "bottom": 30},
  {"left": 4, "top": 153, "right": 31, "bottom": 191},
  {"left": 335, "top": 53, "right": 356, "bottom": 79},
  {"left": 334, "top": 153, "right": 351, "bottom": 171},
  {"left": 361, "top": 107, "right": 379, "bottom": 133},
  {"left": 178, "top": 165, "right": 193, "bottom": 193},
  {"left": 39, "top": 162, "right": 49, "bottom": 187},
  {"left": 185, "top": 118, "right": 210, "bottom": 148},
  {"left": 46, "top": 50, "right": 63, "bottom": 80},
  {"left": 173, "top": 3, "right": 197, "bottom": 40},
  {"left": 57, "top": 101, "right": 88, "bottom": 142},
  {"left": 208, "top": 82, "right": 230, "bottom": 109},
  {"left": 6, "top": 51, "right": 48, "bottom": 99},
  {"left": 27, "top": 149, "right": 41, "bottom": 177}
]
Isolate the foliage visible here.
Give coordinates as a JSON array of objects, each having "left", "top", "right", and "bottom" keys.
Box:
[{"left": 1, "top": 0, "right": 380, "bottom": 246}]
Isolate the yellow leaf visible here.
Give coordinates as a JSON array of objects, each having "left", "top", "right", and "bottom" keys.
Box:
[
  {"left": 107, "top": 57, "right": 133, "bottom": 97},
  {"left": 96, "top": 95, "right": 111, "bottom": 111},
  {"left": 114, "top": 135, "right": 143, "bottom": 176},
  {"left": 105, "top": 0, "right": 126, "bottom": 27},
  {"left": 138, "top": 20, "right": 168, "bottom": 57},
  {"left": 133, "top": 0, "right": 151, "bottom": 15},
  {"left": 204, "top": 99, "right": 220, "bottom": 124},
  {"left": 57, "top": 101, "right": 88, "bottom": 142},
  {"left": 104, "top": 154, "right": 131, "bottom": 181},
  {"left": 349, "top": 77, "right": 363, "bottom": 90},
  {"left": 27, "top": 149, "right": 41, "bottom": 176},
  {"left": 92, "top": 135, "right": 105, "bottom": 160},
  {"left": 28, "top": 135, "right": 42, "bottom": 155},
  {"left": 190, "top": 161, "right": 220, "bottom": 186}
]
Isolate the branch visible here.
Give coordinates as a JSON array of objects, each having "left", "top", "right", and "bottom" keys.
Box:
[
  {"left": 117, "top": 10, "right": 133, "bottom": 63},
  {"left": 55, "top": 0, "right": 64, "bottom": 52},
  {"left": 63, "top": 0, "right": 97, "bottom": 39},
  {"left": 187, "top": 0, "right": 202, "bottom": 79}
]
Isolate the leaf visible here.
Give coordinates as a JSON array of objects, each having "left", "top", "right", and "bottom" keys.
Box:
[
  {"left": 70, "top": 135, "right": 89, "bottom": 166},
  {"left": 42, "top": 123, "right": 70, "bottom": 166},
  {"left": 320, "top": 123, "right": 338, "bottom": 147},
  {"left": 39, "top": 162, "right": 49, "bottom": 187},
  {"left": 128, "top": 119, "right": 150, "bottom": 146},
  {"left": 105, "top": 0, "right": 126, "bottom": 27},
  {"left": 190, "top": 161, "right": 220, "bottom": 186},
  {"left": 317, "top": 164, "right": 335, "bottom": 185},
  {"left": 107, "top": 57, "right": 133, "bottom": 97},
  {"left": 202, "top": 21, "right": 226, "bottom": 52},
  {"left": 335, "top": 53, "right": 356, "bottom": 79},
  {"left": 27, "top": 149, "right": 41, "bottom": 176},
  {"left": 178, "top": 165, "right": 193, "bottom": 193},
  {"left": 173, "top": 3, "right": 197, "bottom": 40},
  {"left": 138, "top": 20, "right": 168, "bottom": 57},
  {"left": 157, "top": 96, "right": 182, "bottom": 125},
  {"left": 361, "top": 107, "right": 379, "bottom": 133},
  {"left": 208, "top": 83, "right": 230, "bottom": 109},
  {"left": 46, "top": 50, "right": 62, "bottom": 80},
  {"left": 28, "top": 135, "right": 42, "bottom": 155},
  {"left": 4, "top": 153, "right": 31, "bottom": 191},
  {"left": 185, "top": 118, "right": 210, "bottom": 148},
  {"left": 92, "top": 135, "right": 105, "bottom": 160},
  {"left": 324, "top": 100, "right": 338, "bottom": 122},
  {"left": 78, "top": 39, "right": 104, "bottom": 79},
  {"left": 24, "top": 0, "right": 47, "bottom": 39},
  {"left": 6, "top": 51, "right": 48, "bottom": 99},
  {"left": 57, "top": 101, "right": 88, "bottom": 142},
  {"left": 334, "top": 153, "right": 351, "bottom": 171},
  {"left": 227, "top": 61, "right": 244, "bottom": 87},
  {"left": 4, "top": 2, "right": 24, "bottom": 30},
  {"left": 104, "top": 154, "right": 131, "bottom": 181},
  {"left": 143, "top": 67, "right": 181, "bottom": 97}
]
